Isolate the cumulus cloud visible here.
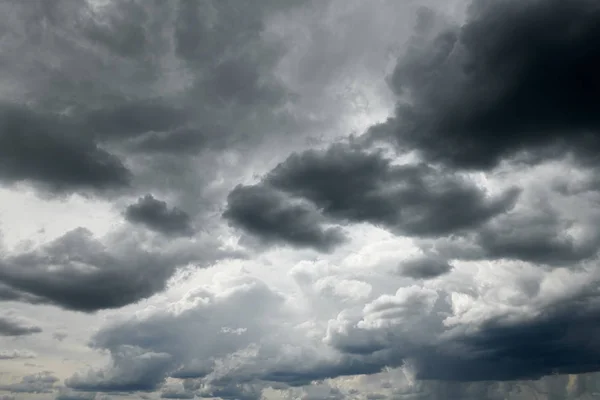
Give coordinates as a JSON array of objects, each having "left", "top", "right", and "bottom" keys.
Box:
[
  {"left": 124, "top": 195, "right": 194, "bottom": 237},
  {"left": 419, "top": 173, "right": 600, "bottom": 266},
  {"left": 0, "top": 103, "right": 130, "bottom": 194},
  {"left": 0, "top": 282, "right": 44, "bottom": 304},
  {"left": 0, "top": 372, "right": 58, "bottom": 393},
  {"left": 66, "top": 346, "right": 174, "bottom": 392},
  {"left": 325, "top": 263, "right": 600, "bottom": 382},
  {"left": 264, "top": 145, "right": 520, "bottom": 236},
  {"left": 224, "top": 185, "right": 346, "bottom": 252},
  {"left": 66, "top": 275, "right": 291, "bottom": 393},
  {"left": 0, "top": 0, "right": 315, "bottom": 203},
  {"left": 4, "top": 0, "right": 600, "bottom": 399},
  {"left": 0, "top": 313, "right": 42, "bottom": 337},
  {"left": 61, "top": 246, "right": 600, "bottom": 397},
  {"left": 274, "top": 368, "right": 600, "bottom": 400},
  {"left": 225, "top": 143, "right": 519, "bottom": 251},
  {"left": 475, "top": 201, "right": 600, "bottom": 265},
  {"left": 370, "top": 0, "right": 600, "bottom": 170},
  {"left": 0, "top": 227, "right": 236, "bottom": 312}
]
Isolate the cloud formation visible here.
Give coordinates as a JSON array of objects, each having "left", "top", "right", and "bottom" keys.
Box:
[
  {"left": 0, "top": 350, "right": 36, "bottom": 360},
  {"left": 397, "top": 254, "right": 453, "bottom": 279},
  {"left": 226, "top": 144, "right": 520, "bottom": 251},
  {"left": 124, "top": 195, "right": 194, "bottom": 237},
  {"left": 0, "top": 227, "right": 234, "bottom": 312},
  {"left": 0, "top": 103, "right": 130, "bottom": 194},
  {"left": 224, "top": 185, "right": 346, "bottom": 252},
  {"left": 66, "top": 275, "right": 288, "bottom": 393},
  {"left": 0, "top": 314, "right": 42, "bottom": 337},
  {"left": 2, "top": 0, "right": 600, "bottom": 399},
  {"left": 371, "top": 0, "right": 600, "bottom": 169},
  {"left": 60, "top": 256, "right": 600, "bottom": 397},
  {"left": 0, "top": 372, "right": 58, "bottom": 394}
]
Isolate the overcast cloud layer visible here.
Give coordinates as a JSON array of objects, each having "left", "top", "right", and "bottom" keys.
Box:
[{"left": 2, "top": 0, "right": 600, "bottom": 399}]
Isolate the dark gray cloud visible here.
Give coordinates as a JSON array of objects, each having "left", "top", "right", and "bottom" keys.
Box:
[
  {"left": 83, "top": 100, "right": 187, "bottom": 141},
  {"left": 412, "top": 294, "right": 600, "bottom": 381},
  {"left": 0, "top": 103, "right": 130, "bottom": 193},
  {"left": 261, "top": 358, "right": 385, "bottom": 387},
  {"left": 0, "top": 350, "right": 36, "bottom": 360},
  {"left": 397, "top": 254, "right": 453, "bottom": 279},
  {"left": 125, "top": 127, "right": 220, "bottom": 155},
  {"left": 0, "top": 228, "right": 173, "bottom": 312},
  {"left": 124, "top": 195, "right": 194, "bottom": 237},
  {"left": 0, "top": 227, "right": 233, "bottom": 312},
  {"left": 0, "top": 0, "right": 313, "bottom": 205},
  {"left": 172, "top": 0, "right": 301, "bottom": 107},
  {"left": 224, "top": 185, "right": 346, "bottom": 252},
  {"left": 0, "top": 283, "right": 44, "bottom": 304},
  {"left": 0, "top": 372, "right": 58, "bottom": 393},
  {"left": 66, "top": 346, "right": 174, "bottom": 393},
  {"left": 160, "top": 389, "right": 195, "bottom": 399},
  {"left": 475, "top": 204, "right": 600, "bottom": 266},
  {"left": 225, "top": 143, "right": 519, "bottom": 251},
  {"left": 0, "top": 315, "right": 42, "bottom": 337},
  {"left": 7, "top": 0, "right": 600, "bottom": 397},
  {"left": 369, "top": 0, "right": 600, "bottom": 170},
  {"left": 420, "top": 197, "right": 600, "bottom": 266},
  {"left": 0, "top": 0, "right": 175, "bottom": 111},
  {"left": 266, "top": 145, "right": 520, "bottom": 235}
]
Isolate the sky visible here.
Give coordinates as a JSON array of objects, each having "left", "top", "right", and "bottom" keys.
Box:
[{"left": 1, "top": 0, "right": 600, "bottom": 399}]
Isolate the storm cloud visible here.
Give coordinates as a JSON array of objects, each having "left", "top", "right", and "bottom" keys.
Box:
[
  {"left": 0, "top": 103, "right": 130, "bottom": 194},
  {"left": 0, "top": 315, "right": 41, "bottom": 337},
  {"left": 224, "top": 184, "right": 346, "bottom": 252},
  {"left": 226, "top": 143, "right": 520, "bottom": 251},
  {"left": 0, "top": 227, "right": 233, "bottom": 312},
  {"left": 370, "top": 0, "right": 600, "bottom": 170},
  {"left": 3, "top": 0, "right": 600, "bottom": 399},
  {"left": 124, "top": 195, "right": 194, "bottom": 237}
]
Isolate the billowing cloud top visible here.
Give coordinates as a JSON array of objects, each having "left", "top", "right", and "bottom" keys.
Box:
[{"left": 1, "top": 0, "right": 600, "bottom": 400}]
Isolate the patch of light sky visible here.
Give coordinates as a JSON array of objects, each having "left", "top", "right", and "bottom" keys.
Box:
[{"left": 0, "top": 187, "right": 119, "bottom": 251}]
